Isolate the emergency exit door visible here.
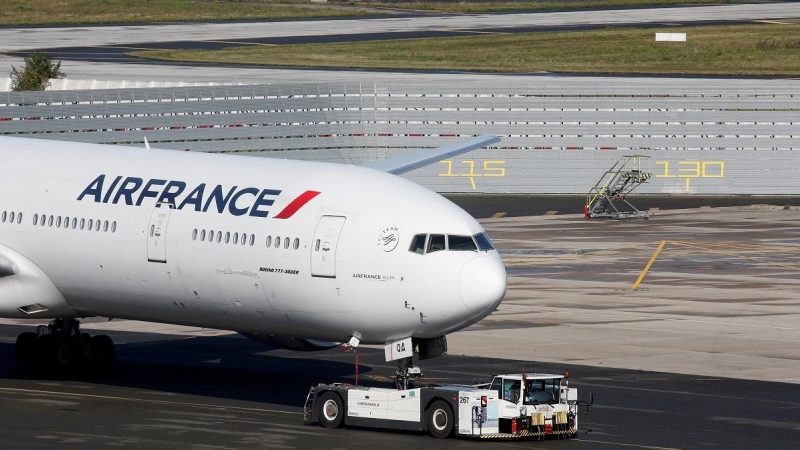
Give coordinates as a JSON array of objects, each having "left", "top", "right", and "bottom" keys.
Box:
[
  {"left": 147, "top": 205, "right": 172, "bottom": 263},
  {"left": 311, "top": 215, "right": 346, "bottom": 278}
]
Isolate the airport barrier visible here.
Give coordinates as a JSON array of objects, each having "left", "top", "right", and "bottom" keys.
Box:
[{"left": 0, "top": 80, "right": 798, "bottom": 194}]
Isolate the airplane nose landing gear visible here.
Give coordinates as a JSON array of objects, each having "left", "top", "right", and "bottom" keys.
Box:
[
  {"left": 14, "top": 318, "right": 115, "bottom": 373},
  {"left": 395, "top": 356, "right": 423, "bottom": 390}
]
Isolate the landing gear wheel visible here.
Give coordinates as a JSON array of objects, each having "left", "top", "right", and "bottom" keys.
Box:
[
  {"left": 81, "top": 333, "right": 93, "bottom": 359},
  {"left": 89, "top": 334, "right": 115, "bottom": 369},
  {"left": 53, "top": 336, "right": 79, "bottom": 369},
  {"left": 317, "top": 391, "right": 344, "bottom": 429},
  {"left": 426, "top": 400, "right": 454, "bottom": 439},
  {"left": 14, "top": 332, "right": 38, "bottom": 368}
]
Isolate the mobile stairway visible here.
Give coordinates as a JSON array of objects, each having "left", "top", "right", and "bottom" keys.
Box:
[{"left": 585, "top": 155, "right": 652, "bottom": 220}]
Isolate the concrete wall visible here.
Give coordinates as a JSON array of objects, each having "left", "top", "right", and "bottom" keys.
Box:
[{"left": 1, "top": 80, "right": 798, "bottom": 194}]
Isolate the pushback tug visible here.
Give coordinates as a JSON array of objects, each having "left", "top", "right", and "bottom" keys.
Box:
[{"left": 304, "top": 372, "right": 592, "bottom": 440}]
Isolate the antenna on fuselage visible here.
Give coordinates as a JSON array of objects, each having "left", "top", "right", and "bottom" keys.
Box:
[{"left": 144, "top": 137, "right": 150, "bottom": 149}]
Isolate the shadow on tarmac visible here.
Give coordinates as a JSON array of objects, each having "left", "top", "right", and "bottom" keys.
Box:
[{"left": 0, "top": 327, "right": 372, "bottom": 408}]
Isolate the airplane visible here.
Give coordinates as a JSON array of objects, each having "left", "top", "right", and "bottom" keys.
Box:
[{"left": 0, "top": 134, "right": 506, "bottom": 385}]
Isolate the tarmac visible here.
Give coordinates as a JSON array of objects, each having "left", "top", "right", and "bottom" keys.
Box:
[
  {"left": 1, "top": 204, "right": 799, "bottom": 449},
  {"left": 463, "top": 205, "right": 800, "bottom": 384}
]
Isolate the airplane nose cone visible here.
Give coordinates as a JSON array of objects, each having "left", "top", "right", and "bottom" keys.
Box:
[{"left": 460, "top": 254, "right": 507, "bottom": 312}]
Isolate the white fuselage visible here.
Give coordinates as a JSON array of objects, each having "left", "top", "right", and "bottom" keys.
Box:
[{"left": 0, "top": 137, "right": 506, "bottom": 344}]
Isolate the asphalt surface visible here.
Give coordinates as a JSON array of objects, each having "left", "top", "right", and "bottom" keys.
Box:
[{"left": 1, "top": 324, "right": 799, "bottom": 450}]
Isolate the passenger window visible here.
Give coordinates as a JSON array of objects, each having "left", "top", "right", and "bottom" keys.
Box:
[
  {"left": 48, "top": 216, "right": 54, "bottom": 227},
  {"left": 10, "top": 212, "right": 16, "bottom": 223},
  {"left": 18, "top": 213, "right": 22, "bottom": 224},
  {"left": 265, "top": 236, "right": 271, "bottom": 247},
  {"left": 225, "top": 232, "right": 231, "bottom": 244},
  {"left": 209, "top": 230, "right": 215, "bottom": 242},
  {"left": 409, "top": 234, "right": 426, "bottom": 254},
  {"left": 233, "top": 233, "right": 239, "bottom": 245},
  {"left": 80, "top": 218, "right": 85, "bottom": 230},
  {"left": 192, "top": 229, "right": 198, "bottom": 241},
  {"left": 427, "top": 234, "right": 446, "bottom": 253},
  {"left": 284, "top": 237, "right": 289, "bottom": 249},
  {"left": 95, "top": 220, "right": 101, "bottom": 231},
  {"left": 448, "top": 235, "right": 477, "bottom": 251},
  {"left": 216, "top": 231, "right": 222, "bottom": 243},
  {"left": 200, "top": 230, "right": 206, "bottom": 241},
  {"left": 111, "top": 221, "right": 117, "bottom": 233},
  {"left": 1, "top": 211, "right": 6, "bottom": 223},
  {"left": 150, "top": 225, "right": 155, "bottom": 236},
  {"left": 72, "top": 218, "right": 77, "bottom": 229},
  {"left": 33, "top": 214, "right": 38, "bottom": 226},
  {"left": 56, "top": 216, "right": 62, "bottom": 228},
  {"left": 315, "top": 239, "right": 320, "bottom": 251},
  {"left": 275, "top": 236, "right": 281, "bottom": 248},
  {"left": 249, "top": 234, "right": 255, "bottom": 246},
  {"left": 293, "top": 238, "right": 299, "bottom": 250},
  {"left": 241, "top": 233, "right": 247, "bottom": 245},
  {"left": 103, "top": 220, "right": 109, "bottom": 232}
]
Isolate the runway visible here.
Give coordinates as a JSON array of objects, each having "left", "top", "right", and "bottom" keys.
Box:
[{"left": 2, "top": 205, "right": 800, "bottom": 449}]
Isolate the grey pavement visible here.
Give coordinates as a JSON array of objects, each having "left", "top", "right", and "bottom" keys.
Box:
[{"left": 453, "top": 205, "right": 800, "bottom": 383}]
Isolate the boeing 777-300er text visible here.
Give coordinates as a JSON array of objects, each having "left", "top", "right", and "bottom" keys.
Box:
[{"left": 0, "top": 134, "right": 505, "bottom": 385}]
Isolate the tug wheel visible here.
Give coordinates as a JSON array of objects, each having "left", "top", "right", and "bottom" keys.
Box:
[
  {"left": 317, "top": 391, "right": 344, "bottom": 429},
  {"left": 426, "top": 400, "right": 454, "bottom": 439}
]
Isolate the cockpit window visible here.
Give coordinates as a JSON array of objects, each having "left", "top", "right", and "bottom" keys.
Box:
[
  {"left": 409, "top": 234, "right": 426, "bottom": 254},
  {"left": 448, "top": 235, "right": 477, "bottom": 251},
  {"left": 411, "top": 233, "right": 491, "bottom": 254},
  {"left": 427, "top": 234, "right": 446, "bottom": 253},
  {"left": 474, "top": 232, "right": 495, "bottom": 251}
]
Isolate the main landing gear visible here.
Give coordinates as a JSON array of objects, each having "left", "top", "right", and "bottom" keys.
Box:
[{"left": 14, "top": 318, "right": 115, "bottom": 372}]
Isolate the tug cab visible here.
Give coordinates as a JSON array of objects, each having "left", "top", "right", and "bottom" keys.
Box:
[{"left": 487, "top": 373, "right": 584, "bottom": 438}]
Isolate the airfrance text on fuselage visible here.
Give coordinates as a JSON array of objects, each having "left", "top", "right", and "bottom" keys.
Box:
[{"left": 77, "top": 175, "right": 281, "bottom": 217}]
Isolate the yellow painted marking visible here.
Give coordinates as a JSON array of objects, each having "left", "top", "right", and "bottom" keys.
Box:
[
  {"left": 632, "top": 240, "right": 667, "bottom": 290},
  {"left": 491, "top": 212, "right": 507, "bottom": 219},
  {"left": 0, "top": 387, "right": 301, "bottom": 415}
]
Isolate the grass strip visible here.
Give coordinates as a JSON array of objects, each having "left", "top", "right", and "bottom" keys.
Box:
[
  {"left": 0, "top": 0, "right": 374, "bottom": 26},
  {"left": 0, "top": 0, "right": 764, "bottom": 26},
  {"left": 360, "top": 0, "right": 762, "bottom": 14},
  {"left": 130, "top": 23, "right": 800, "bottom": 76}
]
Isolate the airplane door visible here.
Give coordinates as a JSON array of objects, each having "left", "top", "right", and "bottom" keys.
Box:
[
  {"left": 147, "top": 205, "right": 172, "bottom": 263},
  {"left": 311, "top": 215, "right": 346, "bottom": 278}
]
